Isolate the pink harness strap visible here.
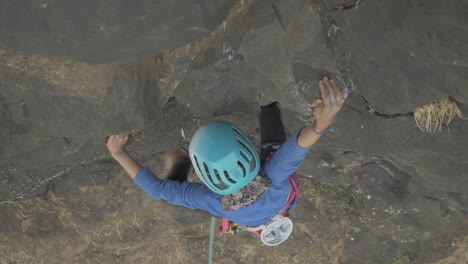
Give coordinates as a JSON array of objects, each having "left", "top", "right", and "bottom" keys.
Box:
[
  {"left": 281, "top": 174, "right": 300, "bottom": 216},
  {"left": 219, "top": 218, "right": 230, "bottom": 233}
]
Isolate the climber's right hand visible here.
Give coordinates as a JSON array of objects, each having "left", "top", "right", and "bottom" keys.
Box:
[
  {"left": 312, "top": 76, "right": 345, "bottom": 132},
  {"left": 106, "top": 135, "right": 129, "bottom": 157}
]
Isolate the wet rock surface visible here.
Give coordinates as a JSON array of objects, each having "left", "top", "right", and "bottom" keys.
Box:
[{"left": 1, "top": 0, "right": 467, "bottom": 263}]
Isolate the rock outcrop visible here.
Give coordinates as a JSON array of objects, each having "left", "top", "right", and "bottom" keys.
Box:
[{"left": 0, "top": 0, "right": 466, "bottom": 263}]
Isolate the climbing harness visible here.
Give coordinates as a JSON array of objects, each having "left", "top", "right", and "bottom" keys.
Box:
[
  {"left": 219, "top": 173, "right": 300, "bottom": 246},
  {"left": 206, "top": 135, "right": 299, "bottom": 262},
  {"left": 218, "top": 144, "right": 301, "bottom": 246}
]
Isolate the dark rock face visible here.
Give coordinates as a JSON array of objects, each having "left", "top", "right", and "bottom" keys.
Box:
[
  {"left": 334, "top": 0, "right": 468, "bottom": 113},
  {"left": 0, "top": 0, "right": 236, "bottom": 63},
  {"left": 0, "top": 0, "right": 467, "bottom": 263}
]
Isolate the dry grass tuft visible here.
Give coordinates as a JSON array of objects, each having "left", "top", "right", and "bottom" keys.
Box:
[
  {"left": 435, "top": 236, "right": 468, "bottom": 264},
  {"left": 0, "top": 49, "right": 116, "bottom": 100},
  {"left": 414, "top": 97, "right": 465, "bottom": 133}
]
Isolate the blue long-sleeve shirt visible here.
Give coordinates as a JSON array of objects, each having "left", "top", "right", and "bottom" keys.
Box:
[{"left": 134, "top": 129, "right": 310, "bottom": 226}]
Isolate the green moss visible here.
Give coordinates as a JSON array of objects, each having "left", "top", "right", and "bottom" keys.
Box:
[{"left": 391, "top": 254, "right": 412, "bottom": 264}]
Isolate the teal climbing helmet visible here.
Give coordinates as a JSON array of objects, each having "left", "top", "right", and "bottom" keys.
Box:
[{"left": 189, "top": 121, "right": 260, "bottom": 195}]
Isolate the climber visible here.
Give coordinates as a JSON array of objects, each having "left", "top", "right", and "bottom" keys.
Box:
[{"left": 106, "top": 76, "right": 345, "bottom": 245}]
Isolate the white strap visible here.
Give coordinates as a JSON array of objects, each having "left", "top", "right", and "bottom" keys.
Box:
[{"left": 242, "top": 224, "right": 265, "bottom": 232}]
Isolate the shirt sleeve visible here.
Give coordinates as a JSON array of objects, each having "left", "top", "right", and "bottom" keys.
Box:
[
  {"left": 133, "top": 167, "right": 216, "bottom": 210},
  {"left": 262, "top": 128, "right": 311, "bottom": 186}
]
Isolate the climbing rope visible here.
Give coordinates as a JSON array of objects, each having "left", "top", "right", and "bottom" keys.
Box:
[
  {"left": 178, "top": 128, "right": 216, "bottom": 262},
  {"left": 208, "top": 216, "right": 216, "bottom": 264},
  {"left": 179, "top": 128, "right": 215, "bottom": 263}
]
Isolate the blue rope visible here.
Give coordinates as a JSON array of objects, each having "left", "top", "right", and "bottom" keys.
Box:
[{"left": 208, "top": 216, "right": 216, "bottom": 264}]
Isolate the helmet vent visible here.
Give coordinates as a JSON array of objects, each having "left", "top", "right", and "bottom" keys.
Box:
[
  {"left": 249, "top": 158, "right": 256, "bottom": 173},
  {"left": 214, "top": 169, "right": 224, "bottom": 184},
  {"left": 240, "top": 151, "right": 255, "bottom": 173},
  {"left": 232, "top": 127, "right": 249, "bottom": 142},
  {"left": 193, "top": 155, "right": 203, "bottom": 175},
  {"left": 223, "top": 170, "right": 237, "bottom": 184},
  {"left": 236, "top": 139, "right": 254, "bottom": 158},
  {"left": 237, "top": 161, "right": 246, "bottom": 177},
  {"left": 237, "top": 139, "right": 257, "bottom": 172},
  {"left": 240, "top": 151, "right": 249, "bottom": 163},
  {"left": 204, "top": 162, "right": 228, "bottom": 190},
  {"left": 203, "top": 162, "right": 213, "bottom": 181}
]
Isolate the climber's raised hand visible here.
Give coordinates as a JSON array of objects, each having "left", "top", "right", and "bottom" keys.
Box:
[
  {"left": 313, "top": 76, "right": 345, "bottom": 132},
  {"left": 107, "top": 135, "right": 129, "bottom": 157},
  {"left": 106, "top": 134, "right": 142, "bottom": 179}
]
